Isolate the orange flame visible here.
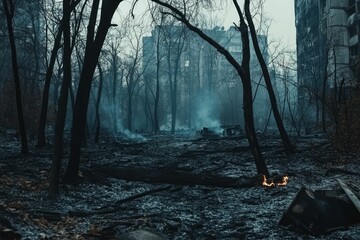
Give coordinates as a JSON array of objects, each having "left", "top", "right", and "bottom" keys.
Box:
[
  {"left": 277, "top": 175, "right": 289, "bottom": 186},
  {"left": 262, "top": 175, "right": 289, "bottom": 187},
  {"left": 262, "top": 175, "right": 275, "bottom": 187}
]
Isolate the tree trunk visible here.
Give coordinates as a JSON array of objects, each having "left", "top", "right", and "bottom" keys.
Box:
[
  {"left": 322, "top": 48, "right": 329, "bottom": 132},
  {"left": 154, "top": 70, "right": 160, "bottom": 132},
  {"left": 154, "top": 27, "right": 161, "bottom": 133},
  {"left": 171, "top": 49, "right": 182, "bottom": 134},
  {"left": 48, "top": 0, "right": 72, "bottom": 197},
  {"left": 37, "top": 24, "right": 63, "bottom": 148},
  {"left": 112, "top": 57, "right": 118, "bottom": 132},
  {"left": 95, "top": 63, "right": 104, "bottom": 143},
  {"left": 64, "top": 0, "right": 122, "bottom": 183},
  {"left": 37, "top": 0, "right": 82, "bottom": 148},
  {"left": 237, "top": 4, "right": 269, "bottom": 176},
  {"left": 171, "top": 72, "right": 178, "bottom": 134},
  {"left": 243, "top": 0, "right": 294, "bottom": 155},
  {"left": 3, "top": 0, "right": 28, "bottom": 154},
  {"left": 166, "top": 55, "right": 175, "bottom": 134},
  {"left": 127, "top": 89, "right": 132, "bottom": 131}
]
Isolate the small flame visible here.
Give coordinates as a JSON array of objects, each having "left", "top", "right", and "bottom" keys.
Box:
[
  {"left": 262, "top": 175, "right": 289, "bottom": 187},
  {"left": 277, "top": 175, "right": 289, "bottom": 186},
  {"left": 262, "top": 175, "right": 275, "bottom": 187}
]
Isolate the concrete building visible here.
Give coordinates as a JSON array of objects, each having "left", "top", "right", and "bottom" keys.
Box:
[
  {"left": 295, "top": 0, "right": 360, "bottom": 125},
  {"left": 295, "top": 0, "right": 360, "bottom": 101}
]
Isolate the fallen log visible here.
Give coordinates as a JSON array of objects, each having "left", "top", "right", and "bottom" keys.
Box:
[
  {"left": 179, "top": 145, "right": 283, "bottom": 158},
  {"left": 337, "top": 179, "right": 360, "bottom": 214},
  {"left": 69, "top": 186, "right": 173, "bottom": 217},
  {"left": 95, "top": 166, "right": 259, "bottom": 188}
]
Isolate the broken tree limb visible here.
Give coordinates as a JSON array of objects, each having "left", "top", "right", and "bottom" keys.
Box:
[
  {"left": 95, "top": 166, "right": 259, "bottom": 188},
  {"left": 178, "top": 147, "right": 249, "bottom": 158},
  {"left": 114, "top": 185, "right": 174, "bottom": 206},
  {"left": 68, "top": 186, "right": 173, "bottom": 217},
  {"left": 337, "top": 179, "right": 360, "bottom": 214},
  {"left": 179, "top": 145, "right": 282, "bottom": 158}
]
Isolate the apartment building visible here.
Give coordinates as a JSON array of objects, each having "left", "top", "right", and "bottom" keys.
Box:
[
  {"left": 295, "top": 0, "right": 360, "bottom": 126},
  {"left": 295, "top": 0, "right": 360, "bottom": 98}
]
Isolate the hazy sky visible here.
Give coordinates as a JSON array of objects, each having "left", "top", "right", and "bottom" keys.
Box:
[
  {"left": 118, "top": 0, "right": 296, "bottom": 49},
  {"left": 221, "top": 0, "right": 296, "bottom": 49}
]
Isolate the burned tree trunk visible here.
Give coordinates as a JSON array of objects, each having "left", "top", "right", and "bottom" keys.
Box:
[
  {"left": 243, "top": 0, "right": 294, "bottom": 155},
  {"left": 3, "top": 0, "right": 28, "bottom": 154},
  {"left": 64, "top": 0, "right": 123, "bottom": 183},
  {"left": 236, "top": 1, "right": 269, "bottom": 176},
  {"left": 37, "top": 0, "right": 82, "bottom": 148},
  {"left": 48, "top": 0, "right": 72, "bottom": 197},
  {"left": 95, "top": 63, "right": 104, "bottom": 144},
  {"left": 154, "top": 24, "right": 162, "bottom": 133},
  {"left": 95, "top": 166, "right": 260, "bottom": 188},
  {"left": 37, "top": 24, "right": 63, "bottom": 148}
]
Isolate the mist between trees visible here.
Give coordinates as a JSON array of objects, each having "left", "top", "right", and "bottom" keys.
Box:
[{"left": 0, "top": 0, "right": 358, "bottom": 197}]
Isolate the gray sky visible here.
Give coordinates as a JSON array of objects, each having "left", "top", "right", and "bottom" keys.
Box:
[
  {"left": 221, "top": 0, "right": 296, "bottom": 49},
  {"left": 117, "top": 0, "right": 296, "bottom": 49}
]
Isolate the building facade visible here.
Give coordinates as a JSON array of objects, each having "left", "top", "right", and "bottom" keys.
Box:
[{"left": 295, "top": 0, "right": 360, "bottom": 126}]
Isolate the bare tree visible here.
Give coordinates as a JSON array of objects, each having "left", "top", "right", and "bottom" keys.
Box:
[
  {"left": 2, "top": 0, "right": 28, "bottom": 154},
  {"left": 94, "top": 62, "right": 104, "bottom": 143},
  {"left": 48, "top": 0, "right": 73, "bottom": 197},
  {"left": 243, "top": 0, "right": 294, "bottom": 154},
  {"left": 37, "top": 0, "right": 83, "bottom": 147},
  {"left": 103, "top": 29, "right": 124, "bottom": 132},
  {"left": 64, "top": 0, "right": 123, "bottom": 183},
  {"left": 146, "top": 10, "right": 166, "bottom": 133},
  {"left": 123, "top": 24, "right": 146, "bottom": 131},
  {"left": 159, "top": 22, "right": 188, "bottom": 133}
]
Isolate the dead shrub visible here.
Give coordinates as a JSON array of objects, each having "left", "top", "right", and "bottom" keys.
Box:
[{"left": 330, "top": 88, "right": 360, "bottom": 152}]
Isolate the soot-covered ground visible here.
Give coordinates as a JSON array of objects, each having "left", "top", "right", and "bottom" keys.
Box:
[{"left": 0, "top": 130, "right": 360, "bottom": 239}]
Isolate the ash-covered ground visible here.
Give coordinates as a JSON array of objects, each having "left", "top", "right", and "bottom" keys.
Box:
[{"left": 0, "top": 130, "right": 360, "bottom": 239}]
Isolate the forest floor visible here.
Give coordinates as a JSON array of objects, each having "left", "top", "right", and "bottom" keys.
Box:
[{"left": 0, "top": 129, "right": 360, "bottom": 239}]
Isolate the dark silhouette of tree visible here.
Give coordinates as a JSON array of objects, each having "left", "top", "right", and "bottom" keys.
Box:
[
  {"left": 161, "top": 23, "right": 188, "bottom": 134},
  {"left": 48, "top": 0, "right": 72, "bottom": 197},
  {"left": 64, "top": 0, "right": 123, "bottom": 183},
  {"left": 151, "top": 14, "right": 165, "bottom": 133},
  {"left": 2, "top": 0, "right": 28, "bottom": 154},
  {"left": 103, "top": 31, "right": 124, "bottom": 132},
  {"left": 95, "top": 62, "right": 104, "bottom": 143},
  {"left": 123, "top": 25, "right": 145, "bottom": 131},
  {"left": 243, "top": 0, "right": 294, "bottom": 154},
  {"left": 37, "top": 20, "right": 63, "bottom": 148},
  {"left": 37, "top": 0, "right": 84, "bottom": 148},
  {"left": 150, "top": 0, "right": 269, "bottom": 176}
]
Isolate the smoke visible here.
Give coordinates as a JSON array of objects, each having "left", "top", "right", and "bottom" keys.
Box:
[
  {"left": 194, "top": 95, "right": 223, "bottom": 134},
  {"left": 116, "top": 119, "right": 146, "bottom": 141}
]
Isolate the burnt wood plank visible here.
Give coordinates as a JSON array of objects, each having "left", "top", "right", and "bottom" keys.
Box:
[
  {"left": 337, "top": 178, "right": 360, "bottom": 214},
  {"left": 95, "top": 166, "right": 259, "bottom": 188}
]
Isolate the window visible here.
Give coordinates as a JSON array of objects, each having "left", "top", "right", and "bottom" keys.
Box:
[
  {"left": 350, "top": 45, "right": 358, "bottom": 56},
  {"left": 349, "top": 25, "right": 357, "bottom": 37}
]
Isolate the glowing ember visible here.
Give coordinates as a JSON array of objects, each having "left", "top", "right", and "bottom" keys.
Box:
[
  {"left": 277, "top": 175, "right": 289, "bottom": 186},
  {"left": 262, "top": 175, "right": 275, "bottom": 187},
  {"left": 262, "top": 175, "right": 289, "bottom": 187}
]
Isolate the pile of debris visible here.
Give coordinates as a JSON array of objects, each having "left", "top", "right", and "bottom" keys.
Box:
[
  {"left": 279, "top": 179, "right": 360, "bottom": 235},
  {"left": 197, "top": 125, "right": 243, "bottom": 139}
]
